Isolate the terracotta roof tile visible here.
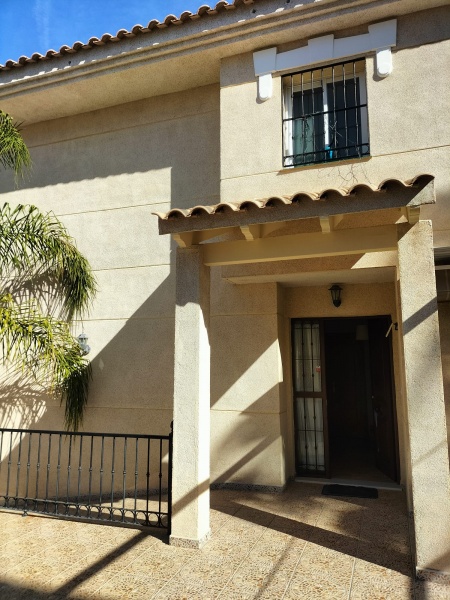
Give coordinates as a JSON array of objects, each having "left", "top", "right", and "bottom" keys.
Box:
[
  {"left": 153, "top": 174, "right": 434, "bottom": 221},
  {"left": 0, "top": 0, "right": 256, "bottom": 71}
]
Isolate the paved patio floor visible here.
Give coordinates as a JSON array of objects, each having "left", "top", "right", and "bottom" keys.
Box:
[{"left": 0, "top": 482, "right": 448, "bottom": 599}]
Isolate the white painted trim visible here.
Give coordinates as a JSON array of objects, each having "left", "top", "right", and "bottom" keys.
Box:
[
  {"left": 375, "top": 47, "right": 393, "bottom": 77},
  {"left": 253, "top": 19, "right": 397, "bottom": 101}
]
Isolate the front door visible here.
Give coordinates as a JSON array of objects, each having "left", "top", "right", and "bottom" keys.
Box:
[{"left": 292, "top": 316, "right": 399, "bottom": 482}]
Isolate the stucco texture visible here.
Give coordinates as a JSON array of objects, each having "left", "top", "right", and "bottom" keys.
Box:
[
  {"left": 219, "top": 13, "right": 450, "bottom": 248},
  {"left": 0, "top": 84, "right": 220, "bottom": 436}
]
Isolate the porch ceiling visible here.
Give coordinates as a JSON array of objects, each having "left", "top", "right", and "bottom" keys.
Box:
[{"left": 224, "top": 264, "right": 396, "bottom": 286}]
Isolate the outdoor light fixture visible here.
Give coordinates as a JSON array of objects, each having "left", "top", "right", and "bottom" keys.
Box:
[
  {"left": 77, "top": 332, "right": 91, "bottom": 356},
  {"left": 329, "top": 284, "right": 343, "bottom": 308}
]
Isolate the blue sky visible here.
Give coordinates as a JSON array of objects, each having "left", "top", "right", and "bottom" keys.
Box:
[{"left": 0, "top": 0, "right": 205, "bottom": 63}]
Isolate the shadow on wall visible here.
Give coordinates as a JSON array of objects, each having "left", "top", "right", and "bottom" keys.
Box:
[
  {"left": 0, "top": 262, "right": 178, "bottom": 501},
  {"left": 0, "top": 279, "right": 178, "bottom": 434},
  {"left": 0, "top": 373, "right": 48, "bottom": 431},
  {"left": 0, "top": 87, "right": 220, "bottom": 206},
  {"left": 211, "top": 385, "right": 283, "bottom": 486},
  {"left": 0, "top": 252, "right": 284, "bottom": 499},
  {"left": 1, "top": 258, "right": 446, "bottom": 494}
]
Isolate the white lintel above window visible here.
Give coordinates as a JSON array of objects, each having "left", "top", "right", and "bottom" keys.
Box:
[{"left": 253, "top": 19, "right": 397, "bottom": 102}]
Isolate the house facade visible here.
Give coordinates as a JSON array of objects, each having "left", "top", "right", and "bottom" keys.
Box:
[{"left": 0, "top": 0, "right": 449, "bottom": 579}]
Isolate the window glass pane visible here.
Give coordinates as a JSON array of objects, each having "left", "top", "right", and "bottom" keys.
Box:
[
  {"left": 283, "top": 59, "right": 368, "bottom": 167},
  {"left": 327, "top": 79, "right": 361, "bottom": 159},
  {"left": 292, "top": 88, "right": 324, "bottom": 164}
]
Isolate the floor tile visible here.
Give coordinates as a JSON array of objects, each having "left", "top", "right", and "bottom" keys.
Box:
[
  {"left": 0, "top": 483, "right": 421, "bottom": 600},
  {"left": 92, "top": 574, "right": 167, "bottom": 599},
  {"left": 285, "top": 571, "right": 350, "bottom": 599},
  {"left": 350, "top": 558, "right": 414, "bottom": 599},
  {"left": 414, "top": 579, "right": 450, "bottom": 600}
]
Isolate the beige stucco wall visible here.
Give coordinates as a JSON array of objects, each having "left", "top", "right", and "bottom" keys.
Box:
[
  {"left": 220, "top": 8, "right": 450, "bottom": 246},
  {"left": 0, "top": 4, "right": 449, "bottom": 502},
  {"left": 209, "top": 269, "right": 286, "bottom": 486},
  {"left": 0, "top": 83, "right": 220, "bottom": 437}
]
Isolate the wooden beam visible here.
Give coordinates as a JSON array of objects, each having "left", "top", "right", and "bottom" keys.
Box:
[
  {"left": 173, "top": 232, "right": 195, "bottom": 248},
  {"left": 203, "top": 225, "right": 398, "bottom": 266},
  {"left": 260, "top": 222, "right": 288, "bottom": 237},
  {"left": 240, "top": 224, "right": 260, "bottom": 241},
  {"left": 319, "top": 216, "right": 331, "bottom": 233},
  {"left": 406, "top": 206, "right": 420, "bottom": 225}
]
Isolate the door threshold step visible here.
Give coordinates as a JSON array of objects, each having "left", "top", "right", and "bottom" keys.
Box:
[{"left": 294, "top": 476, "right": 402, "bottom": 491}]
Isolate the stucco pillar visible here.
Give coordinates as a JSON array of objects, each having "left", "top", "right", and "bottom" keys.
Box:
[
  {"left": 170, "top": 246, "right": 211, "bottom": 548},
  {"left": 397, "top": 221, "right": 450, "bottom": 576}
]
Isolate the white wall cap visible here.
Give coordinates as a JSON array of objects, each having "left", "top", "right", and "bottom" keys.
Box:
[
  {"left": 376, "top": 47, "right": 393, "bottom": 77},
  {"left": 334, "top": 33, "right": 369, "bottom": 59},
  {"left": 368, "top": 19, "right": 397, "bottom": 48},
  {"left": 275, "top": 46, "right": 307, "bottom": 72},
  {"left": 253, "top": 19, "right": 397, "bottom": 100},
  {"left": 253, "top": 47, "right": 277, "bottom": 76},
  {"left": 307, "top": 34, "right": 335, "bottom": 63},
  {"left": 258, "top": 72, "right": 273, "bottom": 102}
]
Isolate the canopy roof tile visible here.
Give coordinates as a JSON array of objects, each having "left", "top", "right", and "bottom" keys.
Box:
[{"left": 154, "top": 174, "right": 434, "bottom": 222}]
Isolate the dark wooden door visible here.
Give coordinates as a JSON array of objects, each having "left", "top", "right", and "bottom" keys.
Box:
[
  {"left": 325, "top": 332, "right": 368, "bottom": 442},
  {"left": 368, "top": 317, "right": 399, "bottom": 482}
]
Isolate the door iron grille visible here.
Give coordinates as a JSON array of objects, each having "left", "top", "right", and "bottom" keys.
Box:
[
  {"left": 292, "top": 320, "right": 329, "bottom": 476},
  {"left": 0, "top": 425, "right": 173, "bottom": 532}
]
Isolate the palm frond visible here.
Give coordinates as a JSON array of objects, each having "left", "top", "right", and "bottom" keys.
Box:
[
  {"left": 60, "top": 362, "right": 91, "bottom": 432},
  {"left": 0, "top": 294, "right": 91, "bottom": 430},
  {"left": 0, "top": 204, "right": 97, "bottom": 319},
  {"left": 0, "top": 111, "right": 32, "bottom": 182}
]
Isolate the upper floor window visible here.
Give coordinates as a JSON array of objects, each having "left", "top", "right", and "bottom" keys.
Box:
[{"left": 282, "top": 59, "right": 369, "bottom": 168}]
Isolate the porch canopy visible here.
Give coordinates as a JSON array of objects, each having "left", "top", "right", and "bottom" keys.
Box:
[
  {"left": 153, "top": 173, "right": 450, "bottom": 576},
  {"left": 155, "top": 174, "right": 434, "bottom": 262}
]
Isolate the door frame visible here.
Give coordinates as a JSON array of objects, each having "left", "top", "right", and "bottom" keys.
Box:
[
  {"left": 367, "top": 315, "right": 400, "bottom": 483},
  {"left": 291, "top": 315, "right": 400, "bottom": 482}
]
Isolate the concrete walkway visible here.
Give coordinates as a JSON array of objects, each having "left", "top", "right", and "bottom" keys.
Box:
[{"left": 0, "top": 482, "right": 448, "bottom": 599}]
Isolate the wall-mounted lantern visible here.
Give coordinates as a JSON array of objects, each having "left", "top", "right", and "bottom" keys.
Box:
[
  {"left": 77, "top": 332, "right": 91, "bottom": 356},
  {"left": 329, "top": 284, "right": 343, "bottom": 308}
]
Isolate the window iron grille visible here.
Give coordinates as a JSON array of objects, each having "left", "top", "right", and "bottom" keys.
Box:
[{"left": 283, "top": 59, "right": 369, "bottom": 167}]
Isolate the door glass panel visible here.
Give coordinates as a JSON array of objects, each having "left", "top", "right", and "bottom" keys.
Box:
[
  {"left": 294, "top": 397, "right": 325, "bottom": 472},
  {"left": 293, "top": 322, "right": 321, "bottom": 392},
  {"left": 293, "top": 320, "right": 326, "bottom": 474}
]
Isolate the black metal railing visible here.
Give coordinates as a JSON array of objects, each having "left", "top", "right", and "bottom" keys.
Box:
[
  {"left": 282, "top": 59, "right": 370, "bottom": 167},
  {"left": 0, "top": 426, "right": 173, "bottom": 532}
]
